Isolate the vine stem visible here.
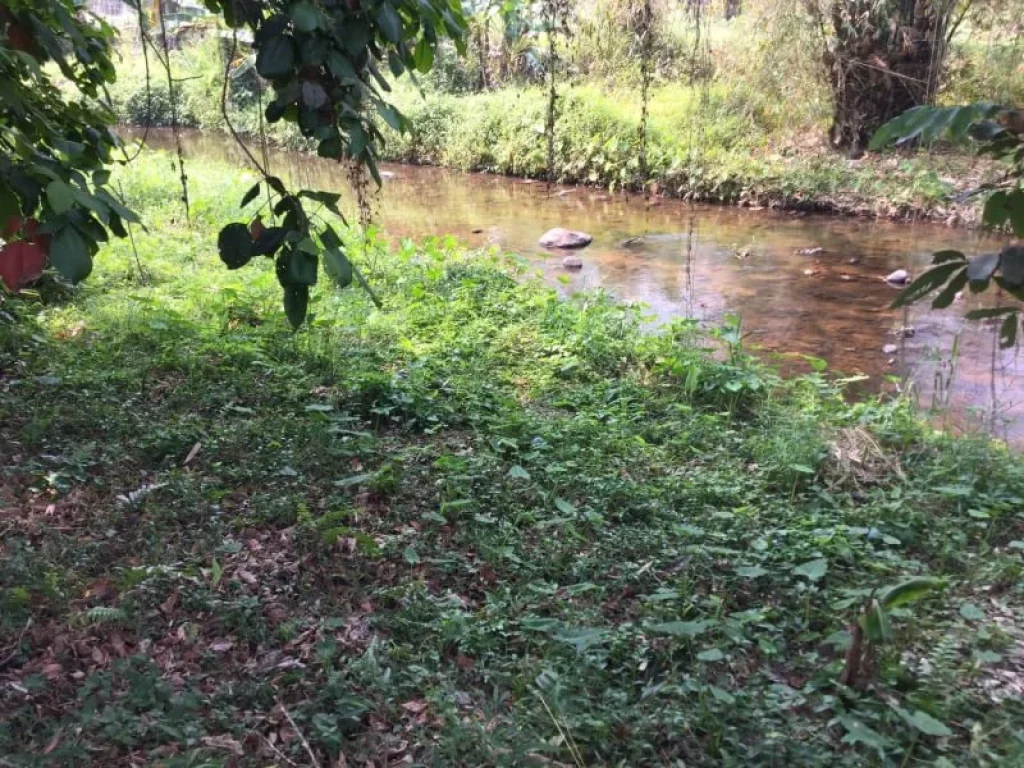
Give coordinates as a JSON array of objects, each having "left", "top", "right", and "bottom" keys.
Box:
[{"left": 156, "top": 0, "right": 190, "bottom": 223}]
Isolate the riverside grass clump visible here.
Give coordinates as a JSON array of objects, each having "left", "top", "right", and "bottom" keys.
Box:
[{"left": 2, "top": 153, "right": 1024, "bottom": 766}]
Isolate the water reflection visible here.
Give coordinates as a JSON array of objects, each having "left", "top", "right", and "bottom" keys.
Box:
[{"left": 128, "top": 128, "right": 1023, "bottom": 442}]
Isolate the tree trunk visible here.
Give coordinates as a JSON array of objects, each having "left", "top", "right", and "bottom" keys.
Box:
[
  {"left": 824, "top": 0, "right": 952, "bottom": 153},
  {"left": 725, "top": 0, "right": 741, "bottom": 20}
]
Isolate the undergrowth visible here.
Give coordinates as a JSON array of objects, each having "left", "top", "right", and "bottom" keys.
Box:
[{"left": 1, "top": 153, "right": 1023, "bottom": 766}]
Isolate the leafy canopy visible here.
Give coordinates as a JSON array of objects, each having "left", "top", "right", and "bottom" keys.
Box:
[{"left": 0, "top": 0, "right": 468, "bottom": 326}]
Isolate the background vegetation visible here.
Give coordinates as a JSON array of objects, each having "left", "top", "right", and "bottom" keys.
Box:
[{"left": 108, "top": 0, "right": 1024, "bottom": 219}]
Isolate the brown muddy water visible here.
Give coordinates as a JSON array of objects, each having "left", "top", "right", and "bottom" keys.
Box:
[{"left": 135, "top": 128, "right": 1023, "bottom": 443}]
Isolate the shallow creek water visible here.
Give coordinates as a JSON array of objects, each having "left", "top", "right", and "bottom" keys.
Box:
[{"left": 135, "top": 128, "right": 1023, "bottom": 442}]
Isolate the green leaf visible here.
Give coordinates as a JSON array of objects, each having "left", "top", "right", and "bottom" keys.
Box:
[
  {"left": 0, "top": 183, "right": 19, "bottom": 221},
  {"left": 696, "top": 648, "right": 724, "bottom": 662},
  {"left": 966, "top": 251, "right": 1001, "bottom": 291},
  {"left": 217, "top": 223, "right": 254, "bottom": 269},
  {"left": 930, "top": 268, "right": 968, "bottom": 309},
  {"left": 793, "top": 558, "right": 828, "bottom": 582},
  {"left": 376, "top": 102, "right": 406, "bottom": 132},
  {"left": 256, "top": 35, "right": 296, "bottom": 80},
  {"left": 839, "top": 716, "right": 890, "bottom": 754},
  {"left": 1000, "top": 245, "right": 1024, "bottom": 287},
  {"left": 413, "top": 37, "right": 434, "bottom": 73},
  {"left": 284, "top": 249, "right": 318, "bottom": 286},
  {"left": 879, "top": 577, "right": 942, "bottom": 610},
  {"left": 860, "top": 599, "right": 893, "bottom": 643},
  {"left": 554, "top": 627, "right": 610, "bottom": 654},
  {"left": 554, "top": 498, "right": 577, "bottom": 515},
  {"left": 323, "top": 247, "right": 353, "bottom": 288},
  {"left": 240, "top": 182, "right": 261, "bottom": 208},
  {"left": 959, "top": 602, "right": 985, "bottom": 621},
  {"left": 964, "top": 306, "right": 1017, "bottom": 320},
  {"left": 507, "top": 464, "right": 531, "bottom": 480},
  {"left": 648, "top": 620, "right": 713, "bottom": 638},
  {"left": 45, "top": 180, "right": 76, "bottom": 215},
  {"left": 906, "top": 710, "right": 953, "bottom": 738},
  {"left": 1000, "top": 314, "right": 1018, "bottom": 349},
  {"left": 210, "top": 557, "right": 223, "bottom": 587},
  {"left": 289, "top": 0, "right": 321, "bottom": 32},
  {"left": 376, "top": 1, "right": 403, "bottom": 44},
  {"left": 283, "top": 285, "right": 309, "bottom": 329},
  {"left": 403, "top": 546, "right": 420, "bottom": 564},
  {"left": 932, "top": 250, "right": 967, "bottom": 265},
  {"left": 50, "top": 227, "right": 92, "bottom": 283},
  {"left": 891, "top": 261, "right": 967, "bottom": 308}
]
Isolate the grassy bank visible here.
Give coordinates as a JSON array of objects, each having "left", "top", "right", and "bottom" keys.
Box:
[
  {"left": 2, "top": 153, "right": 1024, "bottom": 765},
  {"left": 381, "top": 82, "right": 991, "bottom": 223},
  {"left": 108, "top": 37, "right": 996, "bottom": 226}
]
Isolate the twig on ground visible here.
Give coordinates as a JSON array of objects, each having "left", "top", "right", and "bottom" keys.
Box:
[{"left": 275, "top": 697, "right": 321, "bottom": 768}]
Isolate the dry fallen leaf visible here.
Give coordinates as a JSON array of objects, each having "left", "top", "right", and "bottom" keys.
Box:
[
  {"left": 210, "top": 638, "right": 234, "bottom": 653},
  {"left": 183, "top": 441, "right": 202, "bottom": 466},
  {"left": 401, "top": 699, "right": 428, "bottom": 714},
  {"left": 236, "top": 568, "right": 258, "bottom": 587}
]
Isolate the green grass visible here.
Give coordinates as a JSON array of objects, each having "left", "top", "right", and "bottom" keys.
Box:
[{"left": 2, "top": 153, "right": 1023, "bottom": 766}]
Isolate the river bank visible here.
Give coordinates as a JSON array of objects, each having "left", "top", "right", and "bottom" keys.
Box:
[
  {"left": 113, "top": 77, "right": 997, "bottom": 227},
  {"left": 2, "top": 152, "right": 1023, "bottom": 765}
]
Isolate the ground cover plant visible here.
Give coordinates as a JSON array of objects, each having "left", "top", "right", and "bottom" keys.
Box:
[{"left": 2, "top": 153, "right": 1024, "bottom": 766}]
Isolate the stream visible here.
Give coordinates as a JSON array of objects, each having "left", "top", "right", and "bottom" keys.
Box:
[{"left": 133, "top": 128, "right": 1023, "bottom": 443}]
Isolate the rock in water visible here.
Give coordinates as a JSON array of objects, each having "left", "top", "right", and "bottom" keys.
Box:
[
  {"left": 562, "top": 254, "right": 583, "bottom": 269},
  {"left": 539, "top": 228, "right": 593, "bottom": 249},
  {"left": 885, "top": 269, "right": 910, "bottom": 284}
]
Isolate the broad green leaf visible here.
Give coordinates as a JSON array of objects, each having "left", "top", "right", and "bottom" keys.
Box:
[
  {"left": 217, "top": 223, "right": 253, "bottom": 269},
  {"left": 1000, "top": 245, "right": 1024, "bottom": 287},
  {"left": 284, "top": 249, "right": 318, "bottom": 286},
  {"left": 966, "top": 251, "right": 1001, "bottom": 291},
  {"left": 648, "top": 620, "right": 713, "bottom": 638},
  {"left": 240, "top": 182, "right": 261, "bottom": 208},
  {"left": 554, "top": 498, "right": 577, "bottom": 515},
  {"left": 50, "top": 226, "right": 92, "bottom": 282},
  {"left": 930, "top": 268, "right": 968, "bottom": 309},
  {"left": 283, "top": 284, "right": 309, "bottom": 329},
  {"left": 907, "top": 710, "right": 953, "bottom": 737},
  {"left": 839, "top": 716, "right": 890, "bottom": 754},
  {"left": 413, "top": 37, "right": 434, "bottom": 73},
  {"left": 959, "top": 602, "right": 985, "bottom": 621},
  {"left": 403, "top": 546, "right": 420, "bottom": 564},
  {"left": 46, "top": 180, "right": 75, "bottom": 215},
  {"left": 376, "top": 1, "right": 403, "bottom": 44},
  {"left": 554, "top": 627, "right": 610, "bottom": 654},
  {"left": 289, "top": 0, "right": 321, "bottom": 32},
  {"left": 892, "top": 261, "right": 968, "bottom": 308},
  {"left": 932, "top": 250, "right": 967, "bottom": 265},
  {"left": 696, "top": 648, "right": 724, "bottom": 662},
  {"left": 323, "top": 247, "right": 353, "bottom": 288},
  {"left": 376, "top": 102, "right": 406, "bottom": 132},
  {"left": 507, "top": 464, "right": 530, "bottom": 480},
  {"left": 860, "top": 598, "right": 893, "bottom": 643},
  {"left": 879, "top": 577, "right": 941, "bottom": 609},
  {"left": 256, "top": 35, "right": 296, "bottom": 80},
  {"left": 793, "top": 558, "right": 828, "bottom": 582}
]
